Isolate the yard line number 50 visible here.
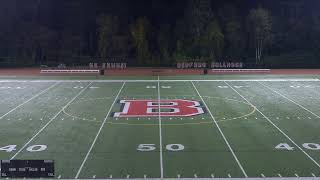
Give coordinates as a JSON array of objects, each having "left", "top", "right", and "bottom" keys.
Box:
[{"left": 137, "top": 144, "right": 184, "bottom": 152}]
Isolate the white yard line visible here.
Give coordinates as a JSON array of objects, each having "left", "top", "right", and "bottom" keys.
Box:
[
  {"left": 258, "top": 82, "right": 320, "bottom": 119},
  {"left": 10, "top": 82, "right": 92, "bottom": 160},
  {"left": 224, "top": 81, "right": 320, "bottom": 169},
  {"left": 191, "top": 81, "right": 248, "bottom": 177},
  {"left": 157, "top": 76, "right": 164, "bottom": 179},
  {"left": 0, "top": 79, "right": 318, "bottom": 83},
  {"left": 75, "top": 82, "right": 125, "bottom": 179},
  {"left": 0, "top": 82, "right": 59, "bottom": 120}
]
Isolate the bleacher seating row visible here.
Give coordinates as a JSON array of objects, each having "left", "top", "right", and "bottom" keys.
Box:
[
  {"left": 40, "top": 69, "right": 100, "bottom": 74},
  {"left": 40, "top": 68, "right": 271, "bottom": 75},
  {"left": 210, "top": 69, "right": 271, "bottom": 73}
]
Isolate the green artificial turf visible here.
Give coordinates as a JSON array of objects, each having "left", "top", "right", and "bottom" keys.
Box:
[{"left": 0, "top": 76, "right": 320, "bottom": 179}]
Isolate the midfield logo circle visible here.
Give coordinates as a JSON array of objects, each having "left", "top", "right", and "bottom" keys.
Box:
[{"left": 114, "top": 99, "right": 204, "bottom": 117}]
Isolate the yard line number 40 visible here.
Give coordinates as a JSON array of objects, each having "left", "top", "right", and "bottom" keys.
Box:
[
  {"left": 276, "top": 143, "right": 320, "bottom": 150},
  {"left": 0, "top": 145, "right": 47, "bottom": 152}
]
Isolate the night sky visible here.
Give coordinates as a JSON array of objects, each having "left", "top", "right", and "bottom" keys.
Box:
[
  {"left": 1, "top": 0, "right": 319, "bottom": 29},
  {"left": 0, "top": 0, "right": 320, "bottom": 67}
]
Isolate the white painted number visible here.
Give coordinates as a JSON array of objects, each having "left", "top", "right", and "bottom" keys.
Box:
[
  {"left": 137, "top": 144, "right": 156, "bottom": 151},
  {"left": 276, "top": 143, "right": 320, "bottom": 151},
  {"left": 146, "top": 86, "right": 172, "bottom": 89},
  {"left": 302, "top": 143, "right": 320, "bottom": 150},
  {"left": 290, "top": 85, "right": 318, "bottom": 89},
  {"left": 138, "top": 144, "right": 184, "bottom": 152},
  {"left": 218, "top": 86, "right": 249, "bottom": 89},
  {"left": 0, "top": 87, "right": 26, "bottom": 89},
  {"left": 275, "top": 143, "right": 294, "bottom": 151},
  {"left": 26, "top": 145, "right": 47, "bottom": 152},
  {"left": 0, "top": 145, "right": 17, "bottom": 152},
  {"left": 0, "top": 145, "right": 47, "bottom": 152},
  {"left": 166, "top": 144, "right": 184, "bottom": 151}
]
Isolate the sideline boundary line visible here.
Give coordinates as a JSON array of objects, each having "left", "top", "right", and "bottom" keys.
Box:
[
  {"left": 0, "top": 82, "right": 59, "bottom": 120},
  {"left": 10, "top": 82, "right": 93, "bottom": 160},
  {"left": 258, "top": 82, "right": 320, "bottom": 119},
  {"left": 41, "top": 178, "right": 319, "bottom": 180},
  {"left": 75, "top": 82, "right": 126, "bottom": 179},
  {"left": 28, "top": 176, "right": 320, "bottom": 180},
  {"left": 191, "top": 81, "right": 248, "bottom": 177},
  {"left": 224, "top": 81, "right": 320, "bottom": 169},
  {"left": 0, "top": 79, "right": 318, "bottom": 83},
  {"left": 157, "top": 76, "right": 164, "bottom": 179}
]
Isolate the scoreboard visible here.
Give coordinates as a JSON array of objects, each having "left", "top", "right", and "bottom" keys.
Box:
[{"left": 1, "top": 160, "right": 54, "bottom": 178}]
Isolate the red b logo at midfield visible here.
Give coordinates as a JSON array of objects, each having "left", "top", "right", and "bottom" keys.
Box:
[{"left": 114, "top": 99, "right": 204, "bottom": 117}]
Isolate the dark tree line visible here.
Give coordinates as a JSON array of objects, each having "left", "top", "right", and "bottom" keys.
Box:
[{"left": 0, "top": 0, "right": 320, "bottom": 67}]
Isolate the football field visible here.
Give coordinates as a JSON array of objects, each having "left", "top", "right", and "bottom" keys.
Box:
[{"left": 1, "top": 76, "right": 320, "bottom": 179}]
